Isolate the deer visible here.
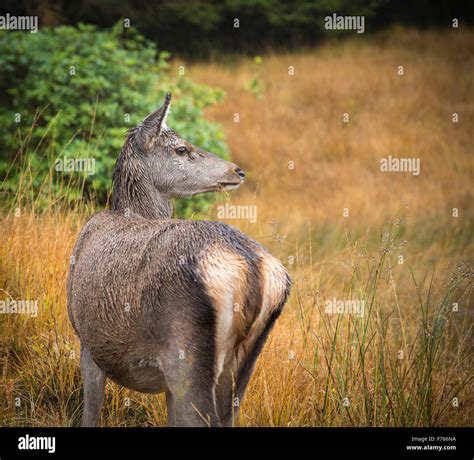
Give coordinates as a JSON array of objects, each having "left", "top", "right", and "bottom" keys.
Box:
[{"left": 67, "top": 93, "right": 291, "bottom": 427}]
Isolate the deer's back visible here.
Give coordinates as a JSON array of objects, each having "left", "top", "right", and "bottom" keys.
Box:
[{"left": 67, "top": 210, "right": 290, "bottom": 391}]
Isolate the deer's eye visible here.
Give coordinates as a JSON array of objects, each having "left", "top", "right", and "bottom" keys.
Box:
[{"left": 175, "top": 146, "right": 188, "bottom": 155}]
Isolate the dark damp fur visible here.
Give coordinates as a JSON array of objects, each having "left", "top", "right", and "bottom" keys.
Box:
[
  {"left": 68, "top": 211, "right": 269, "bottom": 393},
  {"left": 67, "top": 93, "right": 291, "bottom": 426},
  {"left": 111, "top": 129, "right": 174, "bottom": 220}
]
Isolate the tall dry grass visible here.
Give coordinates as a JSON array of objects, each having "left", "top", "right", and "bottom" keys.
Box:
[{"left": 1, "top": 28, "right": 473, "bottom": 426}]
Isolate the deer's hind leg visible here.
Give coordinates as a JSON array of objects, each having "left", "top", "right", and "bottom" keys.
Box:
[
  {"left": 235, "top": 307, "right": 283, "bottom": 422},
  {"left": 214, "top": 360, "right": 239, "bottom": 427},
  {"left": 215, "top": 305, "right": 284, "bottom": 427},
  {"left": 165, "top": 390, "right": 176, "bottom": 427},
  {"left": 163, "top": 345, "right": 221, "bottom": 427},
  {"left": 215, "top": 257, "right": 290, "bottom": 426},
  {"left": 159, "top": 304, "right": 221, "bottom": 427},
  {"left": 80, "top": 345, "right": 106, "bottom": 427}
]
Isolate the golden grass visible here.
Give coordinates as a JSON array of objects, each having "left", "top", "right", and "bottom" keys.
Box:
[
  {"left": 1, "top": 28, "right": 473, "bottom": 426},
  {"left": 186, "top": 27, "right": 473, "bottom": 228}
]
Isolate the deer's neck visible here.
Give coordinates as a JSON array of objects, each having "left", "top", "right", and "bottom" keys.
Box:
[
  {"left": 111, "top": 149, "right": 173, "bottom": 220},
  {"left": 112, "top": 186, "right": 172, "bottom": 220}
]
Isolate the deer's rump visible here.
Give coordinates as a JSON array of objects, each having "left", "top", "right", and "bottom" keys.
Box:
[{"left": 67, "top": 211, "right": 291, "bottom": 394}]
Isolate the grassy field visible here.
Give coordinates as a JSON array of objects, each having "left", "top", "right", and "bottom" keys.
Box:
[{"left": 1, "top": 28, "right": 473, "bottom": 427}]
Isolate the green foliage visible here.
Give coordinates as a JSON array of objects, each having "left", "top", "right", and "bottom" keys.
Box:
[{"left": 0, "top": 23, "right": 229, "bottom": 217}]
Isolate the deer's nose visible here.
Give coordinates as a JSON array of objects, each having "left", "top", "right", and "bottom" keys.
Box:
[{"left": 235, "top": 167, "right": 245, "bottom": 181}]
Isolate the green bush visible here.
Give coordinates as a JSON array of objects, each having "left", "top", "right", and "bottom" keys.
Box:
[{"left": 0, "top": 22, "right": 229, "bottom": 217}]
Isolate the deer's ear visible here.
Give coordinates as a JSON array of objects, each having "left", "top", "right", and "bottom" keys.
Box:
[{"left": 139, "top": 92, "right": 172, "bottom": 148}]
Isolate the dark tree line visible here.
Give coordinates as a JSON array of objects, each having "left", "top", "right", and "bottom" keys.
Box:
[{"left": 0, "top": 0, "right": 473, "bottom": 58}]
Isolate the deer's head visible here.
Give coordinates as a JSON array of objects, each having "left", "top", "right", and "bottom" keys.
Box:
[
  {"left": 137, "top": 93, "right": 244, "bottom": 195},
  {"left": 112, "top": 93, "right": 245, "bottom": 219}
]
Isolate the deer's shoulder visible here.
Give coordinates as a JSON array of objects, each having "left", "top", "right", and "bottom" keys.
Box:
[{"left": 76, "top": 211, "right": 269, "bottom": 262}]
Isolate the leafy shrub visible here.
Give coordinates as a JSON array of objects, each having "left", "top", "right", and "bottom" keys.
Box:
[{"left": 0, "top": 22, "right": 229, "bottom": 217}]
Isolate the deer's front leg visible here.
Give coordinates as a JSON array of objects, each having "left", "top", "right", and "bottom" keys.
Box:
[{"left": 80, "top": 346, "right": 106, "bottom": 427}]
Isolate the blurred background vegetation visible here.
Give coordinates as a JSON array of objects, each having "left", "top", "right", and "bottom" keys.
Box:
[
  {"left": 1, "top": 0, "right": 473, "bottom": 58},
  {"left": 0, "top": 0, "right": 472, "bottom": 216},
  {"left": 0, "top": 21, "right": 228, "bottom": 216}
]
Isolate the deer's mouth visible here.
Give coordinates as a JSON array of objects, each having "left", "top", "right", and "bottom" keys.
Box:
[{"left": 218, "top": 182, "right": 241, "bottom": 192}]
